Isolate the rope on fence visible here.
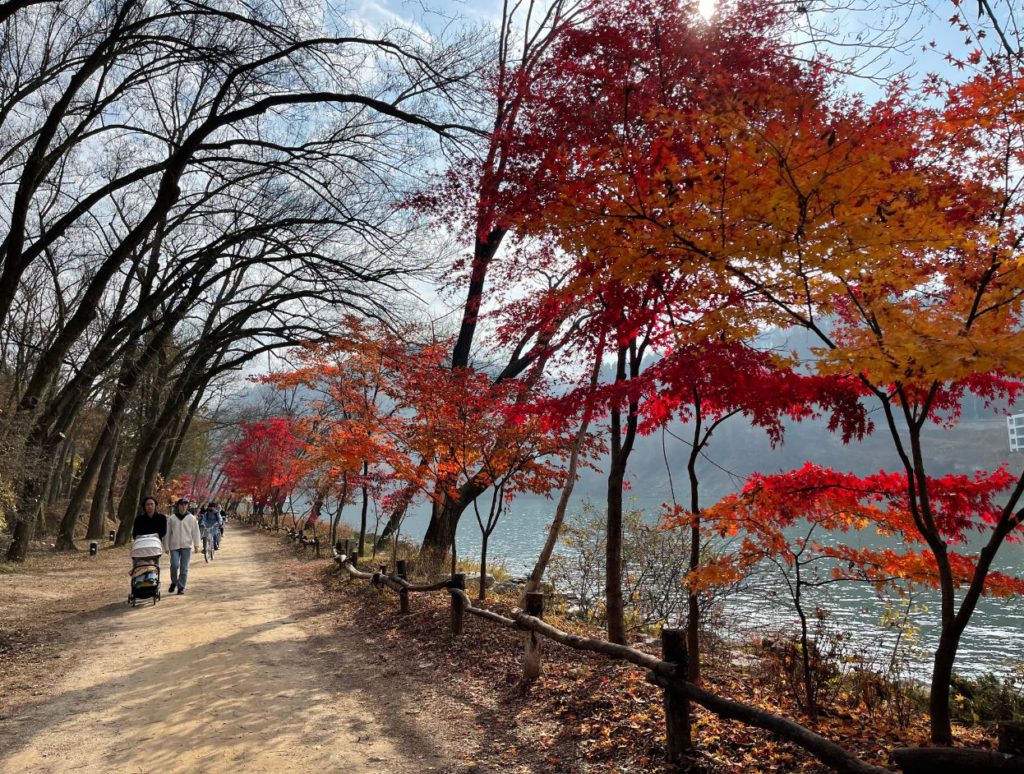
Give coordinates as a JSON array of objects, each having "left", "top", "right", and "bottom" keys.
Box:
[{"left": 327, "top": 548, "right": 891, "bottom": 774}]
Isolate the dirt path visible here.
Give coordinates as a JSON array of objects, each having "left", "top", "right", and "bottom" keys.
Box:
[{"left": 0, "top": 527, "right": 456, "bottom": 773}]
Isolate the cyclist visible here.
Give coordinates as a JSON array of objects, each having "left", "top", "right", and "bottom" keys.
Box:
[{"left": 201, "top": 503, "right": 223, "bottom": 551}]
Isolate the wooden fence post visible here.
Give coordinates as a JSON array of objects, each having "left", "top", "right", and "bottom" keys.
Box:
[
  {"left": 449, "top": 573, "right": 466, "bottom": 636},
  {"left": 999, "top": 720, "right": 1024, "bottom": 754},
  {"left": 523, "top": 592, "right": 544, "bottom": 682},
  {"left": 396, "top": 560, "right": 409, "bottom": 614},
  {"left": 662, "top": 628, "right": 692, "bottom": 761}
]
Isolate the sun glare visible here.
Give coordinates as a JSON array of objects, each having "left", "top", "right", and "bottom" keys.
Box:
[{"left": 698, "top": 0, "right": 717, "bottom": 21}]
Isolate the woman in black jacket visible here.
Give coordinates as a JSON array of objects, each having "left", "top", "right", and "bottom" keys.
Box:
[{"left": 132, "top": 496, "right": 168, "bottom": 541}]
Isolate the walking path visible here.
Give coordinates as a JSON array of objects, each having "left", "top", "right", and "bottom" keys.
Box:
[{"left": 0, "top": 527, "right": 454, "bottom": 773}]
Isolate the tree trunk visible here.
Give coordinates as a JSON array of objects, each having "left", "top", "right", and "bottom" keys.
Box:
[
  {"left": 6, "top": 425, "right": 65, "bottom": 560},
  {"left": 55, "top": 435, "right": 107, "bottom": 550},
  {"left": 44, "top": 432, "right": 74, "bottom": 512},
  {"left": 156, "top": 409, "right": 186, "bottom": 482},
  {"left": 8, "top": 468, "right": 53, "bottom": 560},
  {"left": 929, "top": 628, "right": 959, "bottom": 745},
  {"left": 686, "top": 401, "right": 703, "bottom": 682},
  {"left": 421, "top": 479, "right": 486, "bottom": 562},
  {"left": 526, "top": 353, "right": 601, "bottom": 594},
  {"left": 797, "top": 595, "right": 818, "bottom": 722},
  {"left": 605, "top": 344, "right": 639, "bottom": 645},
  {"left": 421, "top": 496, "right": 463, "bottom": 565},
  {"left": 376, "top": 499, "right": 408, "bottom": 547},
  {"left": 114, "top": 444, "right": 157, "bottom": 546},
  {"left": 55, "top": 399, "right": 127, "bottom": 550},
  {"left": 606, "top": 437, "right": 627, "bottom": 645},
  {"left": 478, "top": 531, "right": 489, "bottom": 601},
  {"left": 358, "top": 461, "right": 369, "bottom": 555},
  {"left": 142, "top": 435, "right": 167, "bottom": 498},
  {"left": 6, "top": 507, "right": 34, "bottom": 561},
  {"left": 159, "top": 389, "right": 203, "bottom": 481},
  {"left": 105, "top": 445, "right": 122, "bottom": 524},
  {"left": 330, "top": 474, "right": 349, "bottom": 546},
  {"left": 87, "top": 437, "right": 119, "bottom": 540},
  {"left": 450, "top": 229, "right": 506, "bottom": 370},
  {"left": 57, "top": 438, "right": 77, "bottom": 501}
]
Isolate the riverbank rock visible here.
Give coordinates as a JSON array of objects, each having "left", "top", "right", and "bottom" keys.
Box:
[{"left": 466, "top": 574, "right": 496, "bottom": 589}]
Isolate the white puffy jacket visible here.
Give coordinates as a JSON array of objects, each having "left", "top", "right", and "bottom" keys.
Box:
[{"left": 164, "top": 512, "right": 202, "bottom": 552}]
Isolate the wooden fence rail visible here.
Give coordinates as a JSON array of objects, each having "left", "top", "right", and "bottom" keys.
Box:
[
  {"left": 240, "top": 519, "right": 1023, "bottom": 773},
  {"left": 329, "top": 545, "right": 890, "bottom": 774},
  {"left": 283, "top": 525, "right": 321, "bottom": 558},
  {"left": 255, "top": 523, "right": 1022, "bottom": 773}
]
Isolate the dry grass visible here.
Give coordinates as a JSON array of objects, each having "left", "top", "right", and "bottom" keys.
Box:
[{"left": 0, "top": 542, "right": 128, "bottom": 718}]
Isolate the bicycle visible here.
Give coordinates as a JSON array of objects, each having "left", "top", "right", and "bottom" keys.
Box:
[{"left": 202, "top": 527, "right": 216, "bottom": 562}]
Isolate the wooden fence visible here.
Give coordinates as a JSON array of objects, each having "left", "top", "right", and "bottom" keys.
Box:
[
  {"left": 328, "top": 538, "right": 891, "bottom": 774},
  {"left": 268, "top": 529, "right": 1023, "bottom": 774},
  {"left": 283, "top": 524, "right": 321, "bottom": 557}
]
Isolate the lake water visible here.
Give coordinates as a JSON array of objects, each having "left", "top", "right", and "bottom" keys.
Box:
[{"left": 337, "top": 494, "right": 1024, "bottom": 679}]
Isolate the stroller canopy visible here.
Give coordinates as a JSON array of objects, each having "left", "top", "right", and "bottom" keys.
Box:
[{"left": 131, "top": 534, "right": 163, "bottom": 558}]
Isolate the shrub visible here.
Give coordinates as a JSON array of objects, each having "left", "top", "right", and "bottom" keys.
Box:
[
  {"left": 950, "top": 667, "right": 1024, "bottom": 727},
  {"left": 549, "top": 502, "right": 715, "bottom": 635}
]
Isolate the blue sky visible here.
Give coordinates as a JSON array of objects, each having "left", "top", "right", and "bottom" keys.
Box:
[{"left": 350, "top": 0, "right": 1009, "bottom": 95}]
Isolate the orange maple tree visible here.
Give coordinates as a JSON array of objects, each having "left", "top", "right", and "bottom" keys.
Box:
[{"left": 501, "top": 0, "right": 1024, "bottom": 744}]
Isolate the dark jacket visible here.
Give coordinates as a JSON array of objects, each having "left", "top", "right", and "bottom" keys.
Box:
[
  {"left": 201, "top": 509, "right": 223, "bottom": 531},
  {"left": 133, "top": 511, "right": 168, "bottom": 540}
]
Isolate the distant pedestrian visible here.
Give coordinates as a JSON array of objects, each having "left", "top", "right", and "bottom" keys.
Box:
[{"left": 165, "top": 498, "right": 202, "bottom": 595}]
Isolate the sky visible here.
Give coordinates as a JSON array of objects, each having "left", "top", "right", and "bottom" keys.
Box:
[
  {"left": 226, "top": 0, "right": 1015, "bottom": 386},
  {"left": 348, "top": 0, "right": 1008, "bottom": 90}
]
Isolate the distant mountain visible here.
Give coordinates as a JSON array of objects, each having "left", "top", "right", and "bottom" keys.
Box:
[{"left": 570, "top": 412, "right": 1018, "bottom": 510}]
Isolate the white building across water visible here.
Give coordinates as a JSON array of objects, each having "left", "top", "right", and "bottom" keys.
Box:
[{"left": 1009, "top": 413, "right": 1024, "bottom": 452}]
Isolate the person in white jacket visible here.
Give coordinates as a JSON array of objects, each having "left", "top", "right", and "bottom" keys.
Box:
[{"left": 165, "top": 498, "right": 202, "bottom": 595}]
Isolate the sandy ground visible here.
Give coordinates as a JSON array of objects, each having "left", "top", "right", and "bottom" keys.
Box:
[{"left": 0, "top": 527, "right": 459, "bottom": 773}]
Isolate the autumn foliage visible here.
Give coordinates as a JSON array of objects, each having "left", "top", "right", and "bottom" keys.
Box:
[
  {"left": 221, "top": 417, "right": 306, "bottom": 518},
  {"left": 219, "top": 0, "right": 1024, "bottom": 758}
]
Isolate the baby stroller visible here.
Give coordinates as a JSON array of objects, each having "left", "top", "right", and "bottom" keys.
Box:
[{"left": 129, "top": 534, "right": 163, "bottom": 606}]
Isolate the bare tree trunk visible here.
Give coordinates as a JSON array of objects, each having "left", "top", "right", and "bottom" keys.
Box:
[
  {"left": 794, "top": 571, "right": 818, "bottom": 722},
  {"left": 330, "top": 474, "right": 349, "bottom": 546},
  {"left": 44, "top": 432, "right": 75, "bottom": 511},
  {"left": 478, "top": 531, "right": 489, "bottom": 601},
  {"left": 450, "top": 229, "right": 506, "bottom": 370},
  {"left": 526, "top": 353, "right": 602, "bottom": 594},
  {"left": 55, "top": 424, "right": 115, "bottom": 550},
  {"left": 114, "top": 443, "right": 158, "bottom": 546},
  {"left": 159, "top": 389, "right": 203, "bottom": 481},
  {"left": 686, "top": 397, "right": 703, "bottom": 683},
  {"left": 143, "top": 435, "right": 167, "bottom": 497},
  {"left": 358, "top": 461, "right": 369, "bottom": 554},
  {"left": 57, "top": 437, "right": 77, "bottom": 501},
  {"left": 87, "top": 436, "right": 119, "bottom": 540},
  {"left": 6, "top": 419, "right": 71, "bottom": 560}
]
